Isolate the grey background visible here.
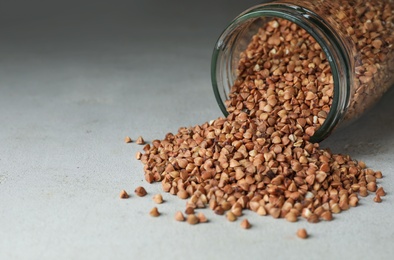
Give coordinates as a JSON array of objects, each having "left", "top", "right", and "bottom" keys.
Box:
[{"left": 0, "top": 1, "right": 393, "bottom": 259}]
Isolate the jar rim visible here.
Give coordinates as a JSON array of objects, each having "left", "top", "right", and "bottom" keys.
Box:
[{"left": 211, "top": 3, "right": 351, "bottom": 142}]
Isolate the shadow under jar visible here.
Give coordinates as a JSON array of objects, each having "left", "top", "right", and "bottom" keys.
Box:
[{"left": 211, "top": 0, "right": 394, "bottom": 142}]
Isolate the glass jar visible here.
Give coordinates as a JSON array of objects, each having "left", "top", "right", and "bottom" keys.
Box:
[{"left": 211, "top": 0, "right": 394, "bottom": 142}]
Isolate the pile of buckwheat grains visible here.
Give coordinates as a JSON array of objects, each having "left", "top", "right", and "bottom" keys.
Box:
[{"left": 131, "top": 0, "right": 391, "bottom": 229}]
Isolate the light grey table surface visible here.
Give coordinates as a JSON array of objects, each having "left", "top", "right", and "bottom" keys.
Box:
[{"left": 1, "top": 1, "right": 393, "bottom": 259}]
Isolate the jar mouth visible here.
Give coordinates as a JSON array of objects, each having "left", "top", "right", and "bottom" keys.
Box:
[{"left": 211, "top": 3, "right": 351, "bottom": 142}]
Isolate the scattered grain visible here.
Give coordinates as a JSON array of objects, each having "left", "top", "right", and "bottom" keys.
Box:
[
  {"left": 226, "top": 211, "right": 237, "bottom": 222},
  {"left": 150, "top": 207, "right": 160, "bottom": 217},
  {"left": 197, "top": 212, "right": 208, "bottom": 223},
  {"left": 367, "top": 182, "right": 377, "bottom": 192},
  {"left": 297, "top": 228, "right": 308, "bottom": 239},
  {"left": 257, "top": 206, "right": 267, "bottom": 216},
  {"left": 135, "top": 186, "right": 147, "bottom": 197},
  {"left": 187, "top": 214, "right": 199, "bottom": 225},
  {"left": 136, "top": 136, "right": 145, "bottom": 145},
  {"left": 349, "top": 196, "right": 359, "bottom": 207},
  {"left": 177, "top": 190, "right": 189, "bottom": 200},
  {"left": 376, "top": 187, "right": 386, "bottom": 197},
  {"left": 240, "top": 219, "right": 251, "bottom": 229},
  {"left": 359, "top": 187, "right": 368, "bottom": 197},
  {"left": 119, "top": 189, "right": 129, "bottom": 199},
  {"left": 135, "top": 151, "right": 142, "bottom": 160},
  {"left": 185, "top": 207, "right": 195, "bottom": 215},
  {"left": 307, "top": 213, "right": 319, "bottom": 223},
  {"left": 232, "top": 206, "right": 243, "bottom": 217},
  {"left": 321, "top": 211, "right": 333, "bottom": 221},
  {"left": 375, "top": 171, "right": 383, "bottom": 179},
  {"left": 374, "top": 195, "right": 382, "bottom": 203},
  {"left": 285, "top": 212, "right": 297, "bottom": 222},
  {"left": 214, "top": 206, "right": 225, "bottom": 215},
  {"left": 175, "top": 211, "right": 185, "bottom": 221},
  {"left": 153, "top": 194, "right": 164, "bottom": 204}
]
